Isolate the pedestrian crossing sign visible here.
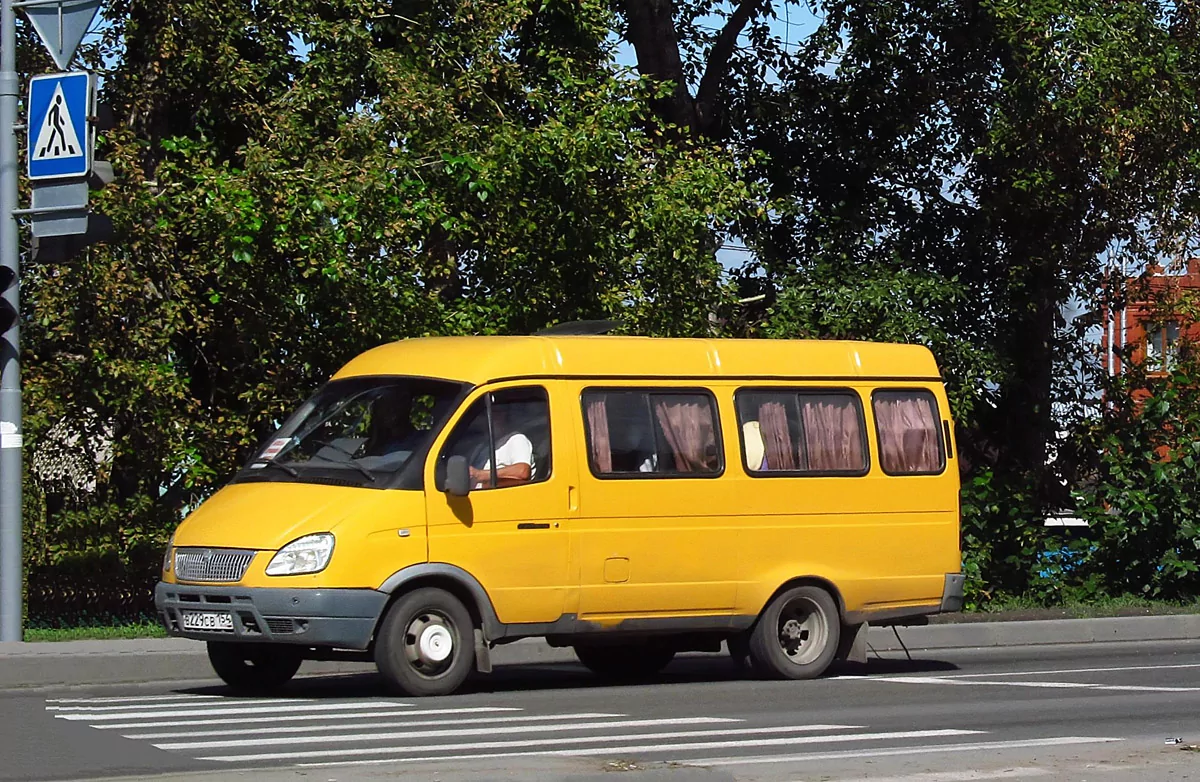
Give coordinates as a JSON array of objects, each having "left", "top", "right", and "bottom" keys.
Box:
[{"left": 27, "top": 71, "right": 93, "bottom": 181}]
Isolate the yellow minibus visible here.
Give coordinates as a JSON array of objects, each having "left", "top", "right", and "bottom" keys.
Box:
[{"left": 155, "top": 335, "right": 963, "bottom": 696}]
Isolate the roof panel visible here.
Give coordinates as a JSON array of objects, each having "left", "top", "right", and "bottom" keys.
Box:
[{"left": 331, "top": 336, "right": 941, "bottom": 384}]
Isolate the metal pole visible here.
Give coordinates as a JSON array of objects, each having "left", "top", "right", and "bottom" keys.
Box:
[{"left": 0, "top": 0, "right": 23, "bottom": 642}]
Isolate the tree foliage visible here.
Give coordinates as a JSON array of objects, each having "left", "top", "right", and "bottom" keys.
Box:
[
  {"left": 617, "top": 0, "right": 1200, "bottom": 506},
  {"left": 19, "top": 0, "right": 757, "bottom": 621},
  {"left": 18, "top": 0, "right": 1200, "bottom": 621}
]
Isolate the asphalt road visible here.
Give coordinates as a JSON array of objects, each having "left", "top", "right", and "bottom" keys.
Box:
[{"left": 5, "top": 640, "right": 1200, "bottom": 782}]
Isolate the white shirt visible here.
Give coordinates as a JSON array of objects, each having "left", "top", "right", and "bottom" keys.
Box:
[{"left": 477, "top": 432, "right": 535, "bottom": 486}]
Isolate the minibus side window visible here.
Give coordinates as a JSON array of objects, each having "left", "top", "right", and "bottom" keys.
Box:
[
  {"left": 871, "top": 389, "right": 945, "bottom": 475},
  {"left": 440, "top": 387, "right": 552, "bottom": 489},
  {"left": 582, "top": 389, "right": 722, "bottom": 478},
  {"left": 735, "top": 389, "right": 868, "bottom": 476}
]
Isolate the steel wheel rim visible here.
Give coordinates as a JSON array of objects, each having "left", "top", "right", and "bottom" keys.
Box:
[
  {"left": 402, "top": 610, "right": 457, "bottom": 676},
  {"left": 776, "top": 596, "right": 827, "bottom": 665}
]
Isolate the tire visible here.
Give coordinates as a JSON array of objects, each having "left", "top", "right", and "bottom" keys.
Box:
[
  {"left": 747, "top": 585, "right": 840, "bottom": 680},
  {"left": 374, "top": 587, "right": 475, "bottom": 697},
  {"left": 573, "top": 642, "right": 676, "bottom": 680},
  {"left": 206, "top": 641, "right": 303, "bottom": 692}
]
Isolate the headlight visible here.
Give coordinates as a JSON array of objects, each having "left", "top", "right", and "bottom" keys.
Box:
[
  {"left": 162, "top": 534, "right": 175, "bottom": 575},
  {"left": 265, "top": 533, "right": 335, "bottom": 576}
]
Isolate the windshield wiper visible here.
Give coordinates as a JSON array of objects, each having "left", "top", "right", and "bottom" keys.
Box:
[
  {"left": 309, "top": 445, "right": 378, "bottom": 483},
  {"left": 256, "top": 459, "right": 299, "bottom": 478}
]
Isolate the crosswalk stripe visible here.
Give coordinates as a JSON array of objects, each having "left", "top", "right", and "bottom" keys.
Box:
[
  {"left": 55, "top": 701, "right": 414, "bottom": 721},
  {"left": 291, "top": 734, "right": 1115, "bottom": 770},
  {"left": 47, "top": 698, "right": 323, "bottom": 712},
  {"left": 159, "top": 716, "right": 743, "bottom": 751},
  {"left": 200, "top": 724, "right": 901, "bottom": 763},
  {"left": 125, "top": 712, "right": 626, "bottom": 740},
  {"left": 92, "top": 706, "right": 522, "bottom": 730},
  {"left": 675, "top": 735, "right": 1122, "bottom": 766},
  {"left": 46, "top": 695, "right": 225, "bottom": 704}
]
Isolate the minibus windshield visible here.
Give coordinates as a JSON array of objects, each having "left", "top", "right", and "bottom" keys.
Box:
[{"left": 233, "top": 376, "right": 468, "bottom": 490}]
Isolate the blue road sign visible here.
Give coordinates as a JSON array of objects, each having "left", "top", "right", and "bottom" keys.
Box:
[{"left": 27, "top": 72, "right": 92, "bottom": 181}]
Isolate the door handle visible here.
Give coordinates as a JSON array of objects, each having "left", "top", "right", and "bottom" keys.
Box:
[{"left": 517, "top": 522, "right": 550, "bottom": 530}]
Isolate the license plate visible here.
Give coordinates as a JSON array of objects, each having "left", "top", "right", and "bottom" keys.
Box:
[{"left": 180, "top": 611, "right": 234, "bottom": 632}]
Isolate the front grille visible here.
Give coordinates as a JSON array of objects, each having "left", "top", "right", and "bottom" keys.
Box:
[
  {"left": 174, "top": 548, "right": 255, "bottom": 583},
  {"left": 266, "top": 618, "right": 294, "bottom": 634}
]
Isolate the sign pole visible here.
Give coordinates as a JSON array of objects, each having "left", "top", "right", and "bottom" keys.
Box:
[{"left": 0, "top": 0, "right": 23, "bottom": 642}]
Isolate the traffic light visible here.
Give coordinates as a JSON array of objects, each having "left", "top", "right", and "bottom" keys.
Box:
[{"left": 0, "top": 266, "right": 15, "bottom": 335}]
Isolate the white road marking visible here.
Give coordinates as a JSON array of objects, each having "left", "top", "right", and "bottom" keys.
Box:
[
  {"left": 46, "top": 694, "right": 225, "bottom": 704},
  {"left": 93, "top": 706, "right": 521, "bottom": 730},
  {"left": 162, "top": 716, "right": 743, "bottom": 751},
  {"left": 945, "top": 663, "right": 1200, "bottom": 679},
  {"left": 124, "top": 712, "right": 626, "bottom": 740},
  {"left": 796, "top": 769, "right": 1052, "bottom": 782},
  {"left": 55, "top": 700, "right": 418, "bottom": 721},
  {"left": 678, "top": 735, "right": 1122, "bottom": 766},
  {"left": 209, "top": 727, "right": 975, "bottom": 763},
  {"left": 874, "top": 676, "right": 1200, "bottom": 693},
  {"left": 46, "top": 697, "right": 323, "bottom": 712}
]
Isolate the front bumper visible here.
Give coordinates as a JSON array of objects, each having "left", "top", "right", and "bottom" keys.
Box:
[
  {"left": 940, "top": 572, "right": 966, "bottom": 612},
  {"left": 154, "top": 582, "right": 388, "bottom": 650}
]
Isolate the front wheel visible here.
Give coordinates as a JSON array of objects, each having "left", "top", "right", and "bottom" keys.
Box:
[
  {"left": 747, "top": 585, "right": 840, "bottom": 680},
  {"left": 374, "top": 587, "right": 475, "bottom": 697},
  {"left": 206, "top": 641, "right": 303, "bottom": 692}
]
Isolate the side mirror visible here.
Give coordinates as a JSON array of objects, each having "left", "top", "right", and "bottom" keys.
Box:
[{"left": 444, "top": 455, "right": 471, "bottom": 497}]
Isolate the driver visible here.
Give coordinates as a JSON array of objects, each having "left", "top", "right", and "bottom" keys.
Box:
[{"left": 469, "top": 403, "right": 535, "bottom": 488}]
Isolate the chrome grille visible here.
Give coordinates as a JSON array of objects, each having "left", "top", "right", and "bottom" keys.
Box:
[{"left": 174, "top": 548, "right": 255, "bottom": 583}]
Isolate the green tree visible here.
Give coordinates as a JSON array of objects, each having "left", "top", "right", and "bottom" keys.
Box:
[
  {"left": 618, "top": 0, "right": 1200, "bottom": 505},
  {"left": 19, "top": 0, "right": 757, "bottom": 623}
]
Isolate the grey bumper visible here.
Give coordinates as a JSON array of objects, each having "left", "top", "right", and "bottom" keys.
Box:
[
  {"left": 154, "top": 582, "right": 389, "bottom": 650},
  {"left": 940, "top": 572, "right": 966, "bottom": 612}
]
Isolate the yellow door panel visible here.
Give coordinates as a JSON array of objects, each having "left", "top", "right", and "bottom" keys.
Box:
[{"left": 425, "top": 382, "right": 575, "bottom": 626}]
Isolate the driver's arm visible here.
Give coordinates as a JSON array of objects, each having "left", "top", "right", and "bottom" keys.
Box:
[
  {"left": 469, "top": 432, "right": 533, "bottom": 487},
  {"left": 469, "top": 462, "right": 531, "bottom": 486}
]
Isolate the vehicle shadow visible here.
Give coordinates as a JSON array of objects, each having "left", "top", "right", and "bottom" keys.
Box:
[{"left": 174, "top": 652, "right": 960, "bottom": 700}]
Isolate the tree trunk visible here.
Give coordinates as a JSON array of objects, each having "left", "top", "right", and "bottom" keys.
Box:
[
  {"left": 621, "top": 0, "right": 763, "bottom": 139},
  {"left": 997, "top": 255, "right": 1059, "bottom": 506}
]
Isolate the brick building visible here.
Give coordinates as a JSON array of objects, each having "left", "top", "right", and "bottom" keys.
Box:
[{"left": 1100, "top": 259, "right": 1200, "bottom": 377}]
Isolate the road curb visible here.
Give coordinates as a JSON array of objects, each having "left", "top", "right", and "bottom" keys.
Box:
[
  {"left": 2, "top": 614, "right": 1198, "bottom": 690},
  {"left": 869, "top": 614, "right": 1200, "bottom": 651}
]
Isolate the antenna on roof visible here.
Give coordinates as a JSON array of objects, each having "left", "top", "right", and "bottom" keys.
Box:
[{"left": 536, "top": 320, "right": 621, "bottom": 336}]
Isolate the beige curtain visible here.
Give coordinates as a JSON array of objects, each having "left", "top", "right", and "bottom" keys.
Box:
[
  {"left": 800, "top": 397, "right": 865, "bottom": 471},
  {"left": 875, "top": 394, "right": 940, "bottom": 473},
  {"left": 586, "top": 398, "right": 612, "bottom": 473},
  {"left": 758, "top": 401, "right": 796, "bottom": 471},
  {"left": 654, "top": 400, "right": 717, "bottom": 472}
]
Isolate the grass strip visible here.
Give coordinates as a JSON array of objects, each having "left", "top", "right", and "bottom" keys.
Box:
[{"left": 24, "top": 622, "right": 167, "bottom": 642}]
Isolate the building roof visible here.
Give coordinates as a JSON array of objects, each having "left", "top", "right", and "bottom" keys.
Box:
[{"left": 332, "top": 336, "right": 941, "bottom": 385}]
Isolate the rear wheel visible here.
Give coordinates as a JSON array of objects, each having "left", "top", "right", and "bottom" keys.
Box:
[
  {"left": 375, "top": 587, "right": 475, "bottom": 697},
  {"left": 207, "top": 641, "right": 303, "bottom": 692},
  {"left": 573, "top": 642, "right": 676, "bottom": 680},
  {"left": 748, "top": 585, "right": 840, "bottom": 680}
]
